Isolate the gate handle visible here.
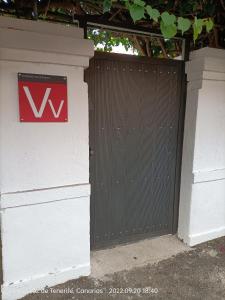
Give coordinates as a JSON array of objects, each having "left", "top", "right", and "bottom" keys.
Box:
[{"left": 89, "top": 147, "right": 94, "bottom": 157}]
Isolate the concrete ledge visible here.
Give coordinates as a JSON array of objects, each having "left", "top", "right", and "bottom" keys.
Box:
[
  {"left": 202, "top": 70, "right": 225, "bottom": 81},
  {"left": 0, "top": 16, "right": 83, "bottom": 39},
  {"left": 0, "top": 48, "right": 91, "bottom": 67},
  {"left": 1, "top": 263, "right": 90, "bottom": 300},
  {"left": 190, "top": 47, "right": 225, "bottom": 60},
  {"left": 186, "top": 58, "right": 225, "bottom": 75},
  {"left": 186, "top": 48, "right": 225, "bottom": 83},
  {"left": 186, "top": 80, "right": 202, "bottom": 91},
  {"left": 187, "top": 70, "right": 225, "bottom": 82},
  {"left": 188, "top": 226, "right": 225, "bottom": 246},
  {"left": 0, "top": 183, "right": 90, "bottom": 209},
  {"left": 193, "top": 169, "right": 225, "bottom": 183},
  {"left": 0, "top": 28, "right": 94, "bottom": 58}
]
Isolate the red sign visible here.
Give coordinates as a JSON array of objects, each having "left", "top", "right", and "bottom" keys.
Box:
[{"left": 18, "top": 73, "right": 68, "bottom": 122}]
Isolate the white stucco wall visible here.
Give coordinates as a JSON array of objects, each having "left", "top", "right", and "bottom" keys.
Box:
[
  {"left": 178, "top": 48, "right": 225, "bottom": 246},
  {"left": 0, "top": 16, "right": 94, "bottom": 300}
]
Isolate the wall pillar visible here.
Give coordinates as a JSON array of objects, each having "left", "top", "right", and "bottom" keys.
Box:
[
  {"left": 178, "top": 47, "right": 225, "bottom": 246},
  {"left": 0, "top": 17, "right": 94, "bottom": 300}
]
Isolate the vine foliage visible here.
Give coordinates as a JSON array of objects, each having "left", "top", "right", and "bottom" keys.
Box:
[{"left": 103, "top": 0, "right": 214, "bottom": 41}]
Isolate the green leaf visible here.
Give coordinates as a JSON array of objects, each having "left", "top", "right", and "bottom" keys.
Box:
[
  {"left": 193, "top": 17, "right": 203, "bottom": 42},
  {"left": 177, "top": 17, "right": 191, "bottom": 35},
  {"left": 205, "top": 18, "right": 214, "bottom": 33},
  {"left": 161, "top": 12, "right": 176, "bottom": 26},
  {"left": 146, "top": 5, "right": 160, "bottom": 22},
  {"left": 134, "top": 0, "right": 145, "bottom": 7},
  {"left": 160, "top": 20, "right": 177, "bottom": 39},
  {"left": 103, "top": 0, "right": 112, "bottom": 13},
  {"left": 129, "top": 4, "right": 145, "bottom": 22}
]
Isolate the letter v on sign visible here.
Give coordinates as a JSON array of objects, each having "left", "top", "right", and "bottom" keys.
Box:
[
  {"left": 23, "top": 87, "right": 65, "bottom": 119},
  {"left": 18, "top": 73, "right": 68, "bottom": 122},
  {"left": 23, "top": 86, "right": 51, "bottom": 118}
]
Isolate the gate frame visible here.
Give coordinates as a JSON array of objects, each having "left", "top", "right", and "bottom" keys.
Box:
[{"left": 172, "top": 62, "right": 186, "bottom": 234}]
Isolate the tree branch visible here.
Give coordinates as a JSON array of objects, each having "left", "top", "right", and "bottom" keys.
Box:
[{"left": 157, "top": 38, "right": 168, "bottom": 58}]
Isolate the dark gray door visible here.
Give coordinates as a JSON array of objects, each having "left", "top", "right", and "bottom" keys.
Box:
[{"left": 85, "top": 52, "right": 185, "bottom": 249}]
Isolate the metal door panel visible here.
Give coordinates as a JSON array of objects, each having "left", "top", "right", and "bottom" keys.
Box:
[{"left": 85, "top": 52, "right": 185, "bottom": 249}]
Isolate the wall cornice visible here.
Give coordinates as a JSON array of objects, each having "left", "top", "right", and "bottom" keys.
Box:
[
  {"left": 185, "top": 47, "right": 225, "bottom": 88},
  {"left": 0, "top": 17, "right": 94, "bottom": 67}
]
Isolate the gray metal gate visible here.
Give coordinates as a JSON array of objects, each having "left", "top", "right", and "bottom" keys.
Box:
[{"left": 85, "top": 52, "right": 185, "bottom": 249}]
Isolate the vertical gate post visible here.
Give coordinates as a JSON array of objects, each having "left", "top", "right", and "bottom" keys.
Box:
[
  {"left": 178, "top": 47, "right": 225, "bottom": 246},
  {"left": 0, "top": 17, "right": 93, "bottom": 300}
]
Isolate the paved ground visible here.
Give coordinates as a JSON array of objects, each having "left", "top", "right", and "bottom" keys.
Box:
[
  {"left": 91, "top": 235, "right": 191, "bottom": 278},
  {"left": 21, "top": 236, "right": 225, "bottom": 300}
]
